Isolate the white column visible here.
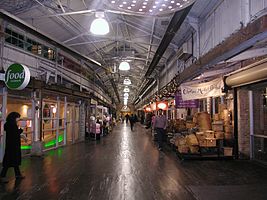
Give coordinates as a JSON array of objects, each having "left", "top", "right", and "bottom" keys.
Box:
[
  {"left": 64, "top": 96, "right": 67, "bottom": 145},
  {"left": 31, "top": 90, "right": 43, "bottom": 156},
  {"left": 56, "top": 97, "right": 60, "bottom": 147}
]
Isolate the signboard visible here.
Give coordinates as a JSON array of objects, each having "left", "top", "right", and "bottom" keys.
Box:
[
  {"left": 175, "top": 91, "right": 199, "bottom": 108},
  {"left": 144, "top": 106, "right": 151, "bottom": 112},
  {"left": 151, "top": 102, "right": 157, "bottom": 111},
  {"left": 180, "top": 78, "right": 224, "bottom": 101},
  {"left": 156, "top": 101, "right": 168, "bottom": 110},
  {"left": 5, "top": 63, "right": 30, "bottom": 90}
]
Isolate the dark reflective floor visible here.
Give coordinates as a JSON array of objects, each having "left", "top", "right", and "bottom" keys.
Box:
[{"left": 1, "top": 123, "right": 267, "bottom": 200}]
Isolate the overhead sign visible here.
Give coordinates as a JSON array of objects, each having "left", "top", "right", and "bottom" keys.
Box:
[
  {"left": 181, "top": 78, "right": 224, "bottom": 101},
  {"left": 175, "top": 91, "right": 199, "bottom": 108},
  {"left": 157, "top": 102, "right": 168, "bottom": 110},
  {"left": 5, "top": 63, "right": 30, "bottom": 90}
]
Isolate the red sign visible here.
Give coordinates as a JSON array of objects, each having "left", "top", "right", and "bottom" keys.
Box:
[
  {"left": 156, "top": 101, "right": 168, "bottom": 110},
  {"left": 151, "top": 103, "right": 157, "bottom": 111},
  {"left": 144, "top": 106, "right": 152, "bottom": 112}
]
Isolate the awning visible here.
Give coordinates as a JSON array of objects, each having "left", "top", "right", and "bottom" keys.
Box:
[{"left": 225, "top": 58, "right": 267, "bottom": 87}]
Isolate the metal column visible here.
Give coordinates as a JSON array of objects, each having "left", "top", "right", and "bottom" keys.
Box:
[{"left": 249, "top": 91, "right": 254, "bottom": 159}]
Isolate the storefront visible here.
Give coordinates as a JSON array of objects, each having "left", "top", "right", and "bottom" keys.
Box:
[
  {"left": 165, "top": 77, "right": 235, "bottom": 159},
  {"left": 0, "top": 63, "right": 91, "bottom": 162},
  {"left": 225, "top": 58, "right": 267, "bottom": 161}
]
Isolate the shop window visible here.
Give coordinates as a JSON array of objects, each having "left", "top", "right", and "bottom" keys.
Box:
[
  {"left": 5, "top": 28, "right": 25, "bottom": 49},
  {"left": 252, "top": 86, "right": 267, "bottom": 162}
]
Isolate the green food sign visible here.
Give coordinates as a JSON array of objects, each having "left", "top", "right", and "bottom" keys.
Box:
[{"left": 5, "top": 63, "right": 30, "bottom": 90}]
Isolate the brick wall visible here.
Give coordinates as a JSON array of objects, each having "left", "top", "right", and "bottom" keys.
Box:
[{"left": 237, "top": 89, "right": 250, "bottom": 158}]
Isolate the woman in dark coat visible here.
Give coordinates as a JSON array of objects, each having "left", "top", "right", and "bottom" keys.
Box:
[{"left": 0, "top": 112, "right": 25, "bottom": 183}]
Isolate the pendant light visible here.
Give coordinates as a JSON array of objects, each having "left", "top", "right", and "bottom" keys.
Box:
[
  {"left": 124, "top": 87, "right": 130, "bottom": 93},
  {"left": 119, "top": 61, "right": 130, "bottom": 71},
  {"left": 123, "top": 78, "right": 131, "bottom": 85},
  {"left": 90, "top": 12, "right": 110, "bottom": 35}
]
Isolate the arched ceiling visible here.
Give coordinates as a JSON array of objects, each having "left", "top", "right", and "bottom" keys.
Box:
[{"left": 0, "top": 0, "right": 219, "bottom": 105}]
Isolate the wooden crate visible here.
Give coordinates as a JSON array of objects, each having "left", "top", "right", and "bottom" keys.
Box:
[
  {"left": 224, "top": 147, "right": 233, "bottom": 156},
  {"left": 198, "top": 139, "right": 206, "bottom": 147},
  {"left": 186, "top": 134, "right": 199, "bottom": 146},
  {"left": 196, "top": 132, "right": 205, "bottom": 141},
  {"left": 212, "top": 124, "right": 224, "bottom": 132},
  {"left": 215, "top": 132, "right": 224, "bottom": 140},
  {"left": 189, "top": 145, "right": 199, "bottom": 154},
  {"left": 204, "top": 130, "right": 215, "bottom": 138},
  {"left": 206, "top": 138, "right": 216, "bottom": 147},
  {"left": 178, "top": 145, "right": 189, "bottom": 154},
  {"left": 224, "top": 133, "right": 233, "bottom": 140},
  {"left": 213, "top": 114, "right": 220, "bottom": 121},
  {"left": 224, "top": 125, "right": 233, "bottom": 133}
]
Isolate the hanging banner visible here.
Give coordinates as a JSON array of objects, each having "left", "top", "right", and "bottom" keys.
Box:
[
  {"left": 175, "top": 91, "right": 199, "bottom": 108},
  {"left": 181, "top": 78, "right": 224, "bottom": 101}
]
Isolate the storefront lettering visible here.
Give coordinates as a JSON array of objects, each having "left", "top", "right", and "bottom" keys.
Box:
[
  {"left": 5, "top": 63, "right": 31, "bottom": 90},
  {"left": 181, "top": 78, "right": 224, "bottom": 101}
]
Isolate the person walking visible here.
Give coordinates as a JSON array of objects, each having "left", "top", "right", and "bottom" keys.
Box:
[
  {"left": 129, "top": 114, "right": 135, "bottom": 131},
  {"left": 125, "top": 114, "right": 129, "bottom": 124},
  {"left": 153, "top": 109, "right": 167, "bottom": 151},
  {"left": 0, "top": 112, "right": 27, "bottom": 183}
]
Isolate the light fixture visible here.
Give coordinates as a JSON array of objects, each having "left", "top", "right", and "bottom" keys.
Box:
[
  {"left": 123, "top": 78, "right": 131, "bottom": 85},
  {"left": 124, "top": 87, "right": 130, "bottom": 93},
  {"left": 119, "top": 61, "right": 130, "bottom": 71},
  {"left": 52, "top": 107, "right": 57, "bottom": 114},
  {"left": 90, "top": 12, "right": 109, "bottom": 35}
]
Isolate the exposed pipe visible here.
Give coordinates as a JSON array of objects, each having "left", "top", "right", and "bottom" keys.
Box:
[{"left": 145, "top": 4, "right": 194, "bottom": 78}]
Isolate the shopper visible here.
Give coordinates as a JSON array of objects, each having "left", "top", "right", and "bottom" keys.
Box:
[
  {"left": 129, "top": 114, "right": 135, "bottom": 131},
  {"left": 125, "top": 114, "right": 129, "bottom": 124},
  {"left": 153, "top": 109, "right": 167, "bottom": 151},
  {"left": 0, "top": 112, "right": 27, "bottom": 183}
]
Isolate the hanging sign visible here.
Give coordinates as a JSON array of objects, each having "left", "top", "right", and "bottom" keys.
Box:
[
  {"left": 5, "top": 63, "right": 31, "bottom": 90},
  {"left": 181, "top": 78, "right": 224, "bottom": 101},
  {"left": 175, "top": 91, "right": 199, "bottom": 108},
  {"left": 156, "top": 101, "right": 168, "bottom": 110}
]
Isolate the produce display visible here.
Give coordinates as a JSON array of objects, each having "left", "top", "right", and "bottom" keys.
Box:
[{"left": 168, "top": 105, "right": 234, "bottom": 158}]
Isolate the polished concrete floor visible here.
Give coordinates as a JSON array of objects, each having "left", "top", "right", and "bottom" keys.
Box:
[{"left": 1, "top": 123, "right": 267, "bottom": 200}]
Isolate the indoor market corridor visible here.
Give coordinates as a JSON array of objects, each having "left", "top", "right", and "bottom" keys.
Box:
[{"left": 1, "top": 123, "right": 267, "bottom": 200}]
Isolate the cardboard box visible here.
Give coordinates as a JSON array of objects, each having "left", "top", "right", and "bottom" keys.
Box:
[
  {"left": 224, "top": 125, "right": 233, "bottom": 133},
  {"left": 206, "top": 138, "right": 216, "bottom": 147},
  {"left": 224, "top": 133, "right": 233, "bottom": 140},
  {"left": 186, "top": 134, "right": 199, "bottom": 146},
  {"left": 204, "top": 130, "right": 215, "bottom": 138},
  {"left": 212, "top": 124, "right": 224, "bottom": 132},
  {"left": 213, "top": 114, "right": 220, "bottom": 121},
  {"left": 196, "top": 132, "right": 205, "bottom": 141},
  {"left": 189, "top": 145, "right": 199, "bottom": 154},
  {"left": 215, "top": 132, "right": 224, "bottom": 140},
  {"left": 178, "top": 145, "right": 189, "bottom": 154},
  {"left": 224, "top": 147, "right": 233, "bottom": 156},
  {"left": 198, "top": 139, "right": 207, "bottom": 147},
  {"left": 186, "top": 122, "right": 196, "bottom": 129},
  {"left": 175, "top": 137, "right": 186, "bottom": 146}
]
